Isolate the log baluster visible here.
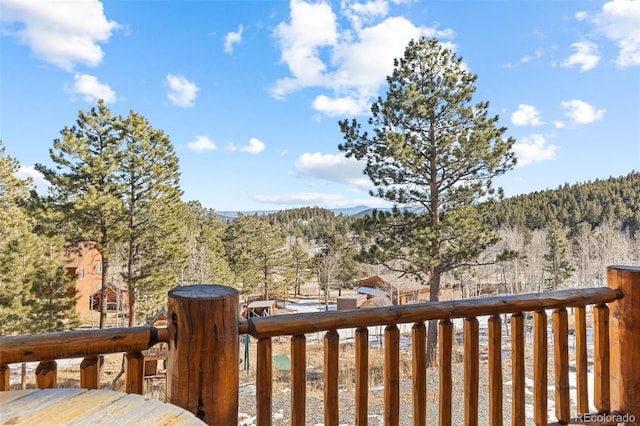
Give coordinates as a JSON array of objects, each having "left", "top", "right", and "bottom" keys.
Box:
[
  {"left": 511, "top": 313, "right": 525, "bottom": 425},
  {"left": 488, "top": 315, "right": 502, "bottom": 426},
  {"left": 256, "top": 337, "right": 272, "bottom": 426},
  {"left": 553, "top": 308, "right": 570, "bottom": 424},
  {"left": 593, "top": 304, "right": 610, "bottom": 413},
  {"left": 384, "top": 324, "right": 400, "bottom": 426},
  {"left": 36, "top": 360, "right": 57, "bottom": 389},
  {"left": 126, "top": 351, "right": 144, "bottom": 394},
  {"left": 324, "top": 330, "right": 339, "bottom": 426},
  {"left": 412, "top": 322, "right": 427, "bottom": 426},
  {"left": 574, "top": 306, "right": 589, "bottom": 415},
  {"left": 0, "top": 364, "right": 9, "bottom": 391},
  {"left": 439, "top": 319, "right": 453, "bottom": 426},
  {"left": 464, "top": 317, "right": 479, "bottom": 426},
  {"left": 355, "top": 327, "right": 369, "bottom": 426},
  {"left": 533, "top": 311, "right": 548, "bottom": 426},
  {"left": 80, "top": 356, "right": 100, "bottom": 390},
  {"left": 291, "top": 334, "right": 306, "bottom": 425}
]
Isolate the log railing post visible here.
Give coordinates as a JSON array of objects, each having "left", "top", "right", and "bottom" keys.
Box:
[
  {"left": 166, "top": 284, "right": 239, "bottom": 426},
  {"left": 607, "top": 265, "right": 640, "bottom": 422}
]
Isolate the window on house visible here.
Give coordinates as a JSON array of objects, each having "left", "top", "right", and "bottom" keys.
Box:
[
  {"left": 96, "top": 261, "right": 102, "bottom": 273},
  {"left": 78, "top": 267, "right": 85, "bottom": 280}
]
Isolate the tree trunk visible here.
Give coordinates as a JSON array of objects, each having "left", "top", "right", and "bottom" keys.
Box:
[
  {"left": 99, "top": 255, "right": 109, "bottom": 329},
  {"left": 426, "top": 270, "right": 442, "bottom": 367},
  {"left": 128, "top": 283, "right": 136, "bottom": 327}
]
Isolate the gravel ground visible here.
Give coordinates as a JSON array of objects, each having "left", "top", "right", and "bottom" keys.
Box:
[{"left": 238, "top": 360, "right": 553, "bottom": 425}]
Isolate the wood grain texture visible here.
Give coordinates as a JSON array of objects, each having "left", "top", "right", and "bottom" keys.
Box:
[
  {"left": 553, "top": 308, "right": 570, "bottom": 424},
  {"left": 80, "top": 356, "right": 100, "bottom": 390},
  {"left": 245, "top": 288, "right": 619, "bottom": 338},
  {"left": 487, "top": 315, "right": 502, "bottom": 426},
  {"left": 412, "top": 322, "right": 427, "bottom": 426},
  {"left": 0, "top": 388, "right": 204, "bottom": 425},
  {"left": 0, "top": 326, "right": 168, "bottom": 365},
  {"left": 165, "top": 284, "right": 239, "bottom": 426},
  {"left": 574, "top": 306, "right": 589, "bottom": 415},
  {"left": 354, "top": 327, "right": 369, "bottom": 426},
  {"left": 464, "top": 317, "right": 479, "bottom": 426},
  {"left": 511, "top": 313, "right": 525, "bottom": 426},
  {"left": 593, "top": 304, "right": 610, "bottom": 413},
  {"left": 439, "top": 319, "right": 453, "bottom": 426},
  {"left": 256, "top": 338, "right": 272, "bottom": 426},
  {"left": 125, "top": 351, "right": 144, "bottom": 395},
  {"left": 533, "top": 311, "right": 548, "bottom": 426},
  {"left": 324, "top": 330, "right": 339, "bottom": 426},
  {"left": 35, "top": 360, "right": 57, "bottom": 389},
  {"left": 384, "top": 325, "right": 400, "bottom": 426},
  {"left": 290, "top": 334, "right": 306, "bottom": 426}
]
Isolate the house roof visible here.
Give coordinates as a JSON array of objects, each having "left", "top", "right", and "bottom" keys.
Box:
[
  {"left": 247, "top": 300, "right": 276, "bottom": 309},
  {"left": 356, "top": 287, "right": 387, "bottom": 297}
]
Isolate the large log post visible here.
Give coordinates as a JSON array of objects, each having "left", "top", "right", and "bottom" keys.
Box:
[
  {"left": 166, "top": 285, "right": 239, "bottom": 425},
  {"left": 607, "top": 265, "right": 640, "bottom": 422}
]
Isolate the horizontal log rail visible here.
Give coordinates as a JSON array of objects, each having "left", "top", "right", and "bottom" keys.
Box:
[
  {"left": 241, "top": 287, "right": 620, "bottom": 338},
  {"left": 0, "top": 326, "right": 169, "bottom": 365}
]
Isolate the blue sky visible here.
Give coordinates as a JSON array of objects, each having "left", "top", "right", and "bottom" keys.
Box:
[{"left": 1, "top": 0, "right": 639, "bottom": 212}]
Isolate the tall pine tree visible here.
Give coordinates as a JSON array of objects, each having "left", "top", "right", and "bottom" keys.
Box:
[{"left": 339, "top": 38, "right": 516, "bottom": 364}]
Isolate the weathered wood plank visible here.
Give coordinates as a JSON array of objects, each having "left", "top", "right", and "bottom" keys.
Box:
[
  {"left": 0, "top": 326, "right": 168, "bottom": 365},
  {"left": 256, "top": 337, "right": 272, "bottom": 426},
  {"left": 384, "top": 324, "right": 400, "bottom": 426},
  {"left": 245, "top": 288, "right": 619, "bottom": 338},
  {"left": 0, "top": 389, "right": 204, "bottom": 425},
  {"left": 324, "top": 330, "right": 339, "bottom": 426},
  {"left": 355, "top": 327, "right": 368, "bottom": 426},
  {"left": 533, "top": 310, "right": 548, "bottom": 426},
  {"left": 487, "top": 315, "right": 502, "bottom": 426},
  {"left": 412, "top": 321, "right": 427, "bottom": 426}
]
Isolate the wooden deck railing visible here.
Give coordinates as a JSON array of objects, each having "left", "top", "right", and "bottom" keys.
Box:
[
  {"left": 1, "top": 265, "right": 639, "bottom": 425},
  {"left": 0, "top": 326, "right": 169, "bottom": 394}
]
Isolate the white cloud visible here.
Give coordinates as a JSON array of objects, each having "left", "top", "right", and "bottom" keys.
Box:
[
  {"left": 15, "top": 165, "right": 48, "bottom": 190},
  {"left": 166, "top": 74, "right": 199, "bottom": 107},
  {"left": 64, "top": 74, "right": 116, "bottom": 103},
  {"left": 560, "top": 100, "right": 605, "bottom": 124},
  {"left": 312, "top": 95, "right": 370, "bottom": 116},
  {"left": 253, "top": 192, "right": 383, "bottom": 209},
  {"left": 270, "top": 0, "right": 454, "bottom": 116},
  {"left": 561, "top": 41, "right": 600, "bottom": 72},
  {"left": 295, "top": 152, "right": 371, "bottom": 187},
  {"left": 511, "top": 104, "right": 543, "bottom": 127},
  {"left": 187, "top": 136, "right": 216, "bottom": 152},
  {"left": 224, "top": 25, "right": 243, "bottom": 54},
  {"left": 240, "top": 138, "right": 266, "bottom": 154},
  {"left": 575, "top": 11, "right": 588, "bottom": 21},
  {"left": 342, "top": 0, "right": 389, "bottom": 32},
  {"left": 512, "top": 134, "right": 558, "bottom": 167},
  {"left": 593, "top": 0, "right": 640, "bottom": 67},
  {"left": 226, "top": 138, "right": 266, "bottom": 154},
  {"left": 0, "top": 0, "right": 119, "bottom": 71}
]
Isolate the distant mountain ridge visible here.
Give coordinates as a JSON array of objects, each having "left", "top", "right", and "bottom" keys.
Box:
[{"left": 216, "top": 205, "right": 376, "bottom": 221}]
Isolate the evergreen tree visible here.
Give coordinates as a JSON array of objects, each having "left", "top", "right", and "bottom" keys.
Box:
[
  {"left": 223, "top": 215, "right": 287, "bottom": 299},
  {"left": 36, "top": 101, "right": 123, "bottom": 328},
  {"left": 117, "top": 110, "right": 186, "bottom": 325},
  {"left": 543, "top": 219, "right": 574, "bottom": 290},
  {"left": 288, "top": 239, "right": 312, "bottom": 296},
  {"left": 338, "top": 38, "right": 516, "bottom": 364}
]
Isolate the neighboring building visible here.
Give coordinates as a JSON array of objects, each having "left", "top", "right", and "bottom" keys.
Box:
[
  {"left": 65, "top": 244, "right": 127, "bottom": 315},
  {"left": 356, "top": 275, "right": 430, "bottom": 305},
  {"left": 65, "top": 244, "right": 103, "bottom": 314}
]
